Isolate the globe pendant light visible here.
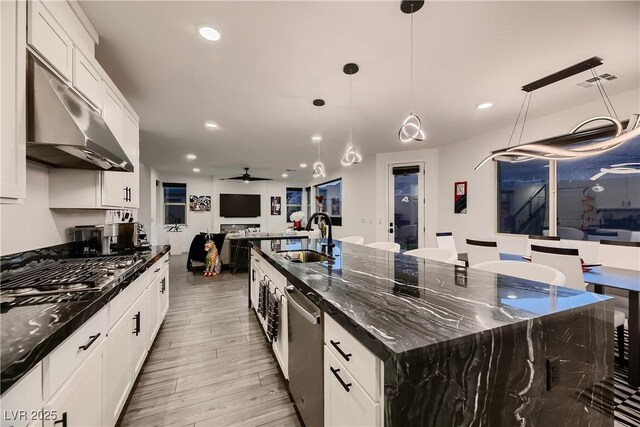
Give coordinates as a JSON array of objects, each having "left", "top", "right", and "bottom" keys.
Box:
[
  {"left": 398, "top": 1, "right": 426, "bottom": 144},
  {"left": 341, "top": 63, "right": 362, "bottom": 166},
  {"left": 312, "top": 99, "right": 326, "bottom": 178}
]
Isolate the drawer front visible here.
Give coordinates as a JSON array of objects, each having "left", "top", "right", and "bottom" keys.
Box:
[
  {"left": 72, "top": 48, "right": 101, "bottom": 108},
  {"left": 324, "top": 347, "right": 381, "bottom": 427},
  {"left": 150, "top": 254, "right": 169, "bottom": 283},
  {"left": 1, "top": 363, "right": 43, "bottom": 427},
  {"left": 108, "top": 268, "right": 150, "bottom": 328},
  {"left": 324, "top": 314, "right": 380, "bottom": 401},
  {"left": 48, "top": 307, "right": 107, "bottom": 396}
]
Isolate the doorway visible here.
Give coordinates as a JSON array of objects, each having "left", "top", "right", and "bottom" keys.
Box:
[{"left": 388, "top": 162, "right": 425, "bottom": 250}]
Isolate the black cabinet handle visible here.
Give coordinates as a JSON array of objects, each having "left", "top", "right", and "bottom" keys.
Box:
[
  {"left": 54, "top": 412, "right": 67, "bottom": 427},
  {"left": 78, "top": 333, "right": 101, "bottom": 351},
  {"left": 160, "top": 278, "right": 166, "bottom": 294},
  {"left": 154, "top": 268, "right": 161, "bottom": 273},
  {"left": 330, "top": 340, "right": 352, "bottom": 361},
  {"left": 164, "top": 258, "right": 170, "bottom": 263},
  {"left": 252, "top": 270, "right": 256, "bottom": 282},
  {"left": 330, "top": 367, "right": 352, "bottom": 392},
  {"left": 133, "top": 311, "right": 141, "bottom": 336}
]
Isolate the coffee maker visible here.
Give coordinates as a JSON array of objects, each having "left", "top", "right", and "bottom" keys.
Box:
[
  {"left": 116, "top": 222, "right": 140, "bottom": 250},
  {"left": 73, "top": 224, "right": 118, "bottom": 256}
]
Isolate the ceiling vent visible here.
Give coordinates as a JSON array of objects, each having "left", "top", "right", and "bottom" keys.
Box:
[{"left": 576, "top": 72, "right": 619, "bottom": 88}]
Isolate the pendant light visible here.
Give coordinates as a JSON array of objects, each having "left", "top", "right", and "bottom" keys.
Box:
[
  {"left": 341, "top": 63, "right": 362, "bottom": 166},
  {"left": 398, "top": 0, "right": 426, "bottom": 144},
  {"left": 312, "top": 99, "right": 326, "bottom": 178},
  {"left": 475, "top": 57, "right": 640, "bottom": 170}
]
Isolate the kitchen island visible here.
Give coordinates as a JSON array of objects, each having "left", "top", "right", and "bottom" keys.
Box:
[{"left": 251, "top": 238, "right": 614, "bottom": 426}]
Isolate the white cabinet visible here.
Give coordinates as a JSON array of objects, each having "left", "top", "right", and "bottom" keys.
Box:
[
  {"left": 72, "top": 47, "right": 101, "bottom": 109},
  {"left": 324, "top": 347, "right": 380, "bottom": 427},
  {"left": 0, "top": 0, "right": 27, "bottom": 203},
  {"left": 104, "top": 305, "right": 132, "bottom": 427},
  {"left": 147, "top": 276, "right": 160, "bottom": 348},
  {"left": 0, "top": 363, "right": 42, "bottom": 427},
  {"left": 129, "top": 292, "right": 148, "bottom": 377},
  {"left": 43, "top": 339, "right": 105, "bottom": 427},
  {"left": 272, "top": 287, "right": 288, "bottom": 379},
  {"left": 159, "top": 266, "right": 169, "bottom": 320},
  {"left": 27, "top": 0, "right": 73, "bottom": 81},
  {"left": 250, "top": 259, "right": 263, "bottom": 309},
  {"left": 121, "top": 110, "right": 139, "bottom": 208}
]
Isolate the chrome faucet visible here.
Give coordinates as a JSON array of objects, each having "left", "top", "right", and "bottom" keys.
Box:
[{"left": 306, "top": 212, "right": 334, "bottom": 249}]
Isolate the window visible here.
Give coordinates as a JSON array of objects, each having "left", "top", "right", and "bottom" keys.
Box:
[
  {"left": 497, "top": 159, "right": 549, "bottom": 235},
  {"left": 286, "top": 188, "right": 303, "bottom": 222},
  {"left": 557, "top": 137, "right": 640, "bottom": 241},
  {"left": 496, "top": 135, "right": 640, "bottom": 241},
  {"left": 315, "top": 178, "right": 342, "bottom": 226},
  {"left": 163, "top": 182, "right": 187, "bottom": 225}
]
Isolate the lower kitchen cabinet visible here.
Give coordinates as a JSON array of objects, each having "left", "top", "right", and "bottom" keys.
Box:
[
  {"left": 43, "top": 339, "right": 105, "bottom": 427},
  {"left": 104, "top": 308, "right": 132, "bottom": 427},
  {"left": 324, "top": 347, "right": 380, "bottom": 427},
  {"left": 147, "top": 275, "right": 160, "bottom": 348},
  {"left": 129, "top": 292, "right": 148, "bottom": 378},
  {"left": 159, "top": 267, "right": 169, "bottom": 319}
]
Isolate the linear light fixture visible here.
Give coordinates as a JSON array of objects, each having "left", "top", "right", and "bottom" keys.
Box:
[{"left": 474, "top": 57, "right": 639, "bottom": 170}]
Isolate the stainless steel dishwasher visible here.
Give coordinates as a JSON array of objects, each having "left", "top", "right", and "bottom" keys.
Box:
[{"left": 286, "top": 283, "right": 323, "bottom": 427}]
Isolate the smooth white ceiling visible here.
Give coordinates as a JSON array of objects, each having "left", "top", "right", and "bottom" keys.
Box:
[{"left": 79, "top": 1, "right": 640, "bottom": 180}]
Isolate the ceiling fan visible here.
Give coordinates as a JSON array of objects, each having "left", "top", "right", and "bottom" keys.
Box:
[{"left": 222, "top": 168, "right": 273, "bottom": 183}]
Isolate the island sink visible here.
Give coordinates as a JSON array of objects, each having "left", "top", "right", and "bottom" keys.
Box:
[{"left": 277, "top": 249, "right": 334, "bottom": 263}]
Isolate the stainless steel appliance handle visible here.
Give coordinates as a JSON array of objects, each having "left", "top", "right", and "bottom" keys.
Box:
[{"left": 285, "top": 287, "right": 320, "bottom": 324}]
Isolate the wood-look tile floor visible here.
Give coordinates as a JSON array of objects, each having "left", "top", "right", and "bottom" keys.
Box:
[{"left": 117, "top": 255, "right": 301, "bottom": 427}]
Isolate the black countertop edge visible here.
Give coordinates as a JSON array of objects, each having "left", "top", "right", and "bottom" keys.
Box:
[
  {"left": 0, "top": 245, "right": 171, "bottom": 395},
  {"left": 227, "top": 234, "right": 309, "bottom": 241},
  {"left": 250, "top": 242, "right": 612, "bottom": 364}
]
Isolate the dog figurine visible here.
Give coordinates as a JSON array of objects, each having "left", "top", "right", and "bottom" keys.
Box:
[{"left": 204, "top": 241, "right": 222, "bottom": 277}]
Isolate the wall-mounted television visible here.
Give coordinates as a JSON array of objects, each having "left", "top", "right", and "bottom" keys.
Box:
[{"left": 219, "top": 194, "right": 261, "bottom": 217}]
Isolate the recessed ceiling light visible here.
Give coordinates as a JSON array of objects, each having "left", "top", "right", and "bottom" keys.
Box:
[
  {"left": 198, "top": 26, "right": 221, "bottom": 42},
  {"left": 299, "top": 163, "right": 307, "bottom": 168},
  {"left": 281, "top": 172, "right": 289, "bottom": 178},
  {"left": 476, "top": 102, "right": 493, "bottom": 110},
  {"left": 193, "top": 168, "right": 201, "bottom": 173},
  {"left": 205, "top": 121, "right": 218, "bottom": 129},
  {"left": 311, "top": 134, "right": 322, "bottom": 143},
  {"left": 186, "top": 154, "right": 197, "bottom": 160}
]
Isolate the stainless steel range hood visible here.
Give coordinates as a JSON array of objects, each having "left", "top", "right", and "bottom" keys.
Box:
[{"left": 26, "top": 55, "right": 133, "bottom": 172}]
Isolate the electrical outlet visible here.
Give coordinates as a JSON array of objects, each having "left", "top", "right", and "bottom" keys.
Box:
[{"left": 546, "top": 357, "right": 560, "bottom": 391}]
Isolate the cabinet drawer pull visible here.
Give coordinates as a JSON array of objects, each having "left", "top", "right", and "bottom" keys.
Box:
[
  {"left": 54, "top": 412, "right": 67, "bottom": 427},
  {"left": 154, "top": 268, "right": 161, "bottom": 273},
  {"left": 330, "top": 340, "right": 352, "bottom": 361},
  {"left": 160, "top": 278, "right": 166, "bottom": 294},
  {"left": 164, "top": 258, "right": 170, "bottom": 263},
  {"left": 330, "top": 367, "right": 352, "bottom": 392},
  {"left": 78, "top": 333, "right": 101, "bottom": 351},
  {"left": 133, "top": 311, "right": 141, "bottom": 336}
]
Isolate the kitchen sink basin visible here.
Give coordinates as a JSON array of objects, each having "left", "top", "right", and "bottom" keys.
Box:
[{"left": 277, "top": 250, "right": 335, "bottom": 263}]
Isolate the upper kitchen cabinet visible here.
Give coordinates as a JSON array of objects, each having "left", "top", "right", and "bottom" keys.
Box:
[
  {"left": 0, "top": 0, "right": 27, "bottom": 203},
  {"left": 27, "top": 0, "right": 73, "bottom": 81},
  {"left": 72, "top": 47, "right": 102, "bottom": 109}
]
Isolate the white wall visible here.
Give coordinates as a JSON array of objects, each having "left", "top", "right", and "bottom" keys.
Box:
[
  {"left": 0, "top": 163, "right": 107, "bottom": 255},
  {"left": 437, "top": 88, "right": 640, "bottom": 260},
  {"left": 150, "top": 171, "right": 305, "bottom": 253}
]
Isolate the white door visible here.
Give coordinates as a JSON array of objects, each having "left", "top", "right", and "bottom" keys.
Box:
[
  {"left": 104, "top": 310, "right": 132, "bottom": 427},
  {"left": 387, "top": 162, "right": 425, "bottom": 250},
  {"left": 44, "top": 340, "right": 105, "bottom": 427},
  {"left": 121, "top": 111, "right": 139, "bottom": 208},
  {"left": 101, "top": 85, "right": 125, "bottom": 207}
]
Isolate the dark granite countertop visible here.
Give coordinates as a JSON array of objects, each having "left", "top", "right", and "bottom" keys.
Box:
[
  {"left": 227, "top": 232, "right": 309, "bottom": 241},
  {"left": 0, "top": 245, "right": 171, "bottom": 394},
  {"left": 251, "top": 239, "right": 611, "bottom": 362}
]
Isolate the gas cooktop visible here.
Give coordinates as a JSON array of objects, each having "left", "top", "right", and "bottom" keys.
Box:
[{"left": 0, "top": 254, "right": 141, "bottom": 307}]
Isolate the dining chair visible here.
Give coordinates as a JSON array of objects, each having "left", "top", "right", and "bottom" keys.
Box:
[
  {"left": 436, "top": 232, "right": 458, "bottom": 254},
  {"left": 531, "top": 244, "right": 627, "bottom": 360},
  {"left": 365, "top": 242, "right": 401, "bottom": 253},
  {"left": 473, "top": 260, "right": 566, "bottom": 286},
  {"left": 465, "top": 239, "right": 499, "bottom": 267},
  {"left": 525, "top": 235, "right": 560, "bottom": 256},
  {"left": 404, "top": 248, "right": 457, "bottom": 264},
  {"left": 596, "top": 240, "right": 640, "bottom": 318},
  {"left": 339, "top": 236, "right": 365, "bottom": 245}
]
